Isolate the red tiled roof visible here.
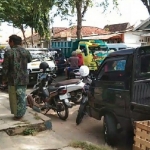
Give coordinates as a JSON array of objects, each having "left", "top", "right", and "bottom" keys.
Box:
[
  {"left": 52, "top": 27, "right": 68, "bottom": 34},
  {"left": 53, "top": 26, "right": 109, "bottom": 38},
  {"left": 104, "top": 23, "right": 130, "bottom": 32}
]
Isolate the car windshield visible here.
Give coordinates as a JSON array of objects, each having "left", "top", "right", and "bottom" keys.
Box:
[
  {"left": 28, "top": 50, "right": 52, "bottom": 62},
  {"left": 89, "top": 46, "right": 108, "bottom": 52},
  {"left": 31, "top": 54, "right": 52, "bottom": 62}
]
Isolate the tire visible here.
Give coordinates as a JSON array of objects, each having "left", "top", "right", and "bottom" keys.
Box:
[
  {"left": 103, "top": 114, "right": 118, "bottom": 146},
  {"left": 76, "top": 104, "right": 86, "bottom": 125},
  {"left": 57, "top": 101, "right": 69, "bottom": 121}
]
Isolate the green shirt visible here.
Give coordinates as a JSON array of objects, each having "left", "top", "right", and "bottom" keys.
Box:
[{"left": 2, "top": 45, "right": 32, "bottom": 86}]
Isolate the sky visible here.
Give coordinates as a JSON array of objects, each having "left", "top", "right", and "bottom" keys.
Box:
[{"left": 0, "top": 0, "right": 149, "bottom": 44}]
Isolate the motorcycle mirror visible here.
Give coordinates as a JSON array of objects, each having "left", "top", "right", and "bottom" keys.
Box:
[{"left": 52, "top": 74, "right": 57, "bottom": 78}]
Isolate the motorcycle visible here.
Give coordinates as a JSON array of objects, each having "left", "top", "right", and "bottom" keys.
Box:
[
  {"left": 69, "top": 68, "right": 81, "bottom": 79},
  {"left": 69, "top": 68, "right": 96, "bottom": 80},
  {"left": 54, "top": 78, "right": 84, "bottom": 106},
  {"left": 56, "top": 65, "right": 90, "bottom": 107},
  {"left": 33, "top": 70, "right": 84, "bottom": 107},
  {"left": 29, "top": 65, "right": 70, "bottom": 120},
  {"left": 76, "top": 76, "right": 92, "bottom": 125}
]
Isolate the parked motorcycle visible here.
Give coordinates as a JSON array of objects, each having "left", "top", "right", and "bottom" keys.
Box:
[
  {"left": 69, "top": 67, "right": 96, "bottom": 80},
  {"left": 55, "top": 65, "right": 90, "bottom": 107},
  {"left": 76, "top": 76, "right": 92, "bottom": 125},
  {"left": 32, "top": 68, "right": 83, "bottom": 107},
  {"left": 29, "top": 62, "right": 70, "bottom": 120}
]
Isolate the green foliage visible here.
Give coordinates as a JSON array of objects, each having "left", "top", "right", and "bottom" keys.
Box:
[
  {"left": 23, "top": 128, "right": 36, "bottom": 135},
  {"left": 0, "top": 0, "right": 54, "bottom": 40},
  {"left": 141, "top": 0, "right": 150, "bottom": 14},
  {"left": 100, "top": 0, "right": 119, "bottom": 13},
  {"left": 0, "top": 46, "right": 6, "bottom": 49},
  {"left": 54, "top": 0, "right": 93, "bottom": 21},
  {"left": 69, "top": 141, "right": 115, "bottom": 150},
  {"left": 54, "top": 0, "right": 119, "bottom": 39}
]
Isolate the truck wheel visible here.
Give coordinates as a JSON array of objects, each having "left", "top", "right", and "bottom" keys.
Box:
[{"left": 103, "top": 115, "right": 118, "bottom": 146}]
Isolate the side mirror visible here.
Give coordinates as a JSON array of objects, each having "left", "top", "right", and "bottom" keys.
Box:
[{"left": 52, "top": 74, "right": 57, "bottom": 78}]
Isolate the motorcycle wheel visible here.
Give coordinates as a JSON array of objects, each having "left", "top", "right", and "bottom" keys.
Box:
[
  {"left": 76, "top": 103, "right": 86, "bottom": 125},
  {"left": 57, "top": 101, "right": 69, "bottom": 121}
]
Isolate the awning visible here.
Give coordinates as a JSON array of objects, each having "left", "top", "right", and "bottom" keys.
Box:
[{"left": 83, "top": 33, "right": 122, "bottom": 40}]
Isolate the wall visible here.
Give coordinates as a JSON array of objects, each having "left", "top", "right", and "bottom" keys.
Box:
[{"left": 124, "top": 31, "right": 141, "bottom": 44}]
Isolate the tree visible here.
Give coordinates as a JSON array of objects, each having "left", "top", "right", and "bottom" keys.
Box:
[
  {"left": 141, "top": 0, "right": 150, "bottom": 14},
  {"left": 23, "top": 0, "right": 54, "bottom": 46},
  {"left": 54, "top": 0, "right": 118, "bottom": 39},
  {"left": 0, "top": 0, "right": 54, "bottom": 47}
]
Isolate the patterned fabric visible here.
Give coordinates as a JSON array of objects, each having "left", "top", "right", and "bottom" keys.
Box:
[
  {"left": 8, "top": 85, "right": 27, "bottom": 117},
  {"left": 2, "top": 45, "right": 32, "bottom": 85}
]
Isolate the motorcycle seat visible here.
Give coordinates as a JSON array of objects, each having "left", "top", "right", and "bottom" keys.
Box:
[
  {"left": 55, "top": 79, "right": 80, "bottom": 87},
  {"left": 48, "top": 86, "right": 58, "bottom": 92}
]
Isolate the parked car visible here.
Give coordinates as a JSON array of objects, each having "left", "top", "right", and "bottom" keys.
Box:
[
  {"left": 86, "top": 46, "right": 150, "bottom": 146},
  {"left": 107, "top": 43, "right": 127, "bottom": 51},
  {"left": 26, "top": 48, "right": 57, "bottom": 85}
]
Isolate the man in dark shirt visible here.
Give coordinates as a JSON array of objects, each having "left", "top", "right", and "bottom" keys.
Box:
[{"left": 2, "top": 34, "right": 32, "bottom": 120}]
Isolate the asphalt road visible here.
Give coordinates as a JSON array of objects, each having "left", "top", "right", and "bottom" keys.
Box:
[{"left": 26, "top": 75, "right": 133, "bottom": 150}]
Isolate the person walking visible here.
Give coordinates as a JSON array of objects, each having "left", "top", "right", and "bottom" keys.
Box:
[{"left": 2, "top": 34, "right": 32, "bottom": 120}]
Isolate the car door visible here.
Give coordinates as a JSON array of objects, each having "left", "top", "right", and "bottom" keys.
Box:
[
  {"left": 130, "top": 46, "right": 150, "bottom": 121},
  {"left": 91, "top": 56, "right": 130, "bottom": 118}
]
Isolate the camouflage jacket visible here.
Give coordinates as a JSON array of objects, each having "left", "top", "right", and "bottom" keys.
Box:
[{"left": 2, "top": 45, "right": 32, "bottom": 86}]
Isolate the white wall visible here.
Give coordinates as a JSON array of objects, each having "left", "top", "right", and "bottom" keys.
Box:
[{"left": 124, "top": 31, "right": 141, "bottom": 44}]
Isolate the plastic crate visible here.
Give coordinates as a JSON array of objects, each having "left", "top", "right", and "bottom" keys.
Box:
[{"left": 133, "top": 120, "right": 150, "bottom": 150}]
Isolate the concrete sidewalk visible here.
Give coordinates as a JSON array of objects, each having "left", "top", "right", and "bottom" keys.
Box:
[
  {"left": 0, "top": 92, "right": 52, "bottom": 136},
  {"left": 0, "top": 91, "right": 81, "bottom": 150},
  {"left": 0, "top": 131, "right": 82, "bottom": 150}
]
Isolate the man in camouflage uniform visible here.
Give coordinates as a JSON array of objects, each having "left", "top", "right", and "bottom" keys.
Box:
[{"left": 2, "top": 34, "right": 32, "bottom": 120}]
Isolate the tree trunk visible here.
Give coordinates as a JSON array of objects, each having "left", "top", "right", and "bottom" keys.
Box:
[
  {"left": 76, "top": 1, "right": 82, "bottom": 39},
  {"left": 20, "top": 25, "right": 28, "bottom": 48},
  {"left": 31, "top": 27, "right": 34, "bottom": 47}
]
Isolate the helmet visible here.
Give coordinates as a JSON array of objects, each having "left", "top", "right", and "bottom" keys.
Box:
[
  {"left": 76, "top": 49, "right": 82, "bottom": 54},
  {"left": 39, "top": 62, "right": 49, "bottom": 72},
  {"left": 72, "top": 51, "right": 77, "bottom": 56},
  {"left": 79, "top": 65, "right": 89, "bottom": 77}
]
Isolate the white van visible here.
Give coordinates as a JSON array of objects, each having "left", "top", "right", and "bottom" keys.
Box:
[{"left": 107, "top": 43, "right": 127, "bottom": 51}]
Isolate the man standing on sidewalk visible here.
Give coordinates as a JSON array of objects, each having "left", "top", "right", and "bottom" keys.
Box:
[{"left": 2, "top": 34, "right": 32, "bottom": 120}]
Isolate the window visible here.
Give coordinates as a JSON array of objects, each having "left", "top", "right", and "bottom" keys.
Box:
[
  {"left": 79, "top": 45, "right": 86, "bottom": 50},
  {"left": 119, "top": 48, "right": 126, "bottom": 50},
  {"left": 109, "top": 48, "right": 117, "bottom": 51},
  {"left": 79, "top": 45, "right": 88, "bottom": 56},
  {"left": 98, "top": 58, "right": 127, "bottom": 81},
  {"left": 104, "top": 59, "right": 126, "bottom": 72},
  {"left": 140, "top": 54, "right": 150, "bottom": 73},
  {"left": 139, "top": 47, "right": 150, "bottom": 74}
]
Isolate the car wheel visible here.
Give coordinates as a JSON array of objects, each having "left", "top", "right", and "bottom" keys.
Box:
[{"left": 103, "top": 114, "right": 118, "bottom": 146}]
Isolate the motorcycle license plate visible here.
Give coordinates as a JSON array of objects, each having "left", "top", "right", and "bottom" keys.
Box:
[{"left": 59, "top": 93, "right": 70, "bottom": 100}]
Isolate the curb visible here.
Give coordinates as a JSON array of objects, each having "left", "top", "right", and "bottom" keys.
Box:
[{"left": 1, "top": 107, "right": 52, "bottom": 136}]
